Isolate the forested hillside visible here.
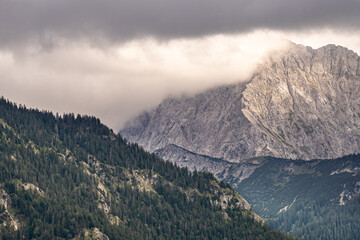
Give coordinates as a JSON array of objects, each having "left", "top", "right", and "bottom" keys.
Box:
[
  {"left": 233, "top": 156, "right": 360, "bottom": 240},
  {"left": 0, "top": 98, "right": 294, "bottom": 240}
]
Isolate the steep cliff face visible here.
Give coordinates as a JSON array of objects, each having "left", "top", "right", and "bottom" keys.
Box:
[
  {"left": 242, "top": 44, "right": 360, "bottom": 160},
  {"left": 121, "top": 43, "right": 360, "bottom": 163},
  {"left": 121, "top": 83, "right": 257, "bottom": 162}
]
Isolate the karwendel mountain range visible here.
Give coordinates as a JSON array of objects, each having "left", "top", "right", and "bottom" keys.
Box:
[{"left": 121, "top": 43, "right": 360, "bottom": 240}]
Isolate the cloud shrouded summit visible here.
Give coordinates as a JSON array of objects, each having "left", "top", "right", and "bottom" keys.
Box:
[
  {"left": 1, "top": 0, "right": 360, "bottom": 131},
  {"left": 0, "top": 33, "right": 290, "bottom": 130},
  {"left": 1, "top": 0, "right": 360, "bottom": 47}
]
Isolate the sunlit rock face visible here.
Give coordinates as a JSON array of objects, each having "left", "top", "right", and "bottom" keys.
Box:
[
  {"left": 242, "top": 44, "right": 360, "bottom": 160},
  {"left": 121, "top": 43, "right": 360, "bottom": 163}
]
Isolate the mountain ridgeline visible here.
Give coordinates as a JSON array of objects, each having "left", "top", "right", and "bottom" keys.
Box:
[
  {"left": 120, "top": 43, "right": 360, "bottom": 240},
  {"left": 121, "top": 43, "right": 360, "bottom": 162},
  {"left": 0, "top": 98, "right": 294, "bottom": 239},
  {"left": 152, "top": 144, "right": 360, "bottom": 239},
  {"left": 233, "top": 155, "right": 360, "bottom": 240}
]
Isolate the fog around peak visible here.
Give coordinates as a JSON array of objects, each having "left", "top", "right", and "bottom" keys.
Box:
[{"left": 1, "top": 0, "right": 360, "bottom": 130}]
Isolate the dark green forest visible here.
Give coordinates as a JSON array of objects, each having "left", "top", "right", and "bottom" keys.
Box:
[
  {"left": 233, "top": 156, "right": 360, "bottom": 240},
  {"left": 0, "top": 97, "right": 294, "bottom": 240}
]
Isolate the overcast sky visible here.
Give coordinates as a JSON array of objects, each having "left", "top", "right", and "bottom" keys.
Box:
[{"left": 1, "top": 0, "right": 360, "bottom": 130}]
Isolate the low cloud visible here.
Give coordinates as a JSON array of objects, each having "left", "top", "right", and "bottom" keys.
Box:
[
  {"left": 0, "top": 31, "right": 290, "bottom": 130},
  {"left": 285, "top": 29, "right": 360, "bottom": 53},
  {"left": 1, "top": 28, "right": 360, "bottom": 131}
]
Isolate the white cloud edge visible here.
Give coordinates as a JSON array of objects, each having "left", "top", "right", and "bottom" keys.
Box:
[{"left": 0, "top": 29, "right": 359, "bottom": 131}]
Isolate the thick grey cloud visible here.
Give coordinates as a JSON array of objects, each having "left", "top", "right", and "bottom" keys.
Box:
[
  {"left": 0, "top": 33, "right": 289, "bottom": 130},
  {"left": 1, "top": 0, "right": 360, "bottom": 131},
  {"left": 0, "top": 0, "right": 359, "bottom": 47}
]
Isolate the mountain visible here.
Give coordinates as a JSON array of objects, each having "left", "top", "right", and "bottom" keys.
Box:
[
  {"left": 154, "top": 144, "right": 360, "bottom": 239},
  {"left": 121, "top": 43, "right": 360, "bottom": 162},
  {"left": 120, "top": 43, "right": 360, "bottom": 239},
  {"left": 232, "top": 155, "right": 360, "bottom": 240},
  {"left": 154, "top": 144, "right": 261, "bottom": 185},
  {"left": 0, "top": 98, "right": 294, "bottom": 240}
]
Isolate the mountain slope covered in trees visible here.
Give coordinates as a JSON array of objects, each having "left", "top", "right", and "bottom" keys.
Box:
[
  {"left": 156, "top": 145, "right": 360, "bottom": 240},
  {"left": 231, "top": 155, "right": 360, "bottom": 240},
  {"left": 0, "top": 98, "right": 294, "bottom": 240}
]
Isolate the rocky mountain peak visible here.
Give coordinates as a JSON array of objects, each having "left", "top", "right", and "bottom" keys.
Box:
[{"left": 121, "top": 43, "right": 360, "bottom": 162}]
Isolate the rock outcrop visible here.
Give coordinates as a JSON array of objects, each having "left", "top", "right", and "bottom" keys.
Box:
[
  {"left": 155, "top": 144, "right": 262, "bottom": 186},
  {"left": 121, "top": 43, "right": 360, "bottom": 164}
]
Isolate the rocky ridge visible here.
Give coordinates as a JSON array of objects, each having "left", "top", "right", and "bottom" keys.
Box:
[
  {"left": 121, "top": 43, "right": 360, "bottom": 166},
  {"left": 155, "top": 144, "right": 261, "bottom": 186}
]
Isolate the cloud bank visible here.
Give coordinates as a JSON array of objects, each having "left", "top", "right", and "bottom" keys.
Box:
[
  {"left": 1, "top": 0, "right": 360, "bottom": 130},
  {"left": 1, "top": 0, "right": 360, "bottom": 48},
  {"left": 0, "top": 31, "right": 291, "bottom": 130}
]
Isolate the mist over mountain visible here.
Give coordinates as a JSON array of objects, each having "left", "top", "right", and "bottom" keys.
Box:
[{"left": 121, "top": 43, "right": 360, "bottom": 162}]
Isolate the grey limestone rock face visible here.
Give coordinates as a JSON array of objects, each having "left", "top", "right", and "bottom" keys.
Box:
[
  {"left": 121, "top": 43, "right": 360, "bottom": 165},
  {"left": 242, "top": 44, "right": 360, "bottom": 160},
  {"left": 154, "top": 144, "right": 260, "bottom": 185}
]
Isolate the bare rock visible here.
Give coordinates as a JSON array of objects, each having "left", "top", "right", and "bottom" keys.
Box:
[{"left": 121, "top": 43, "right": 360, "bottom": 165}]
